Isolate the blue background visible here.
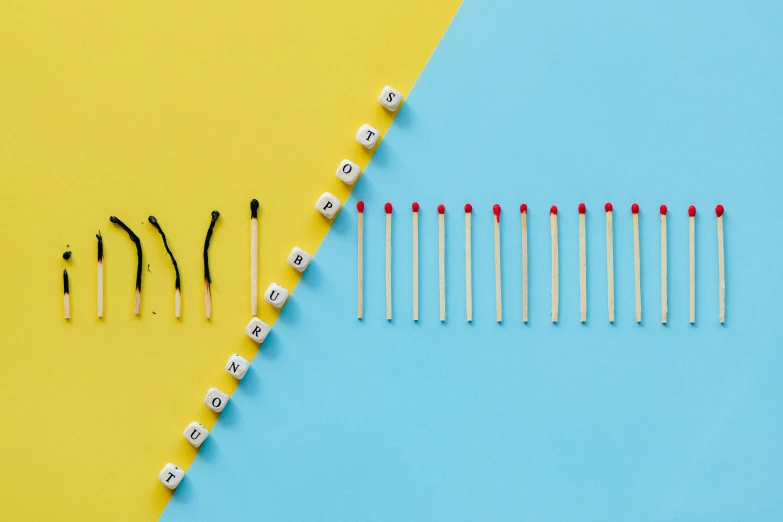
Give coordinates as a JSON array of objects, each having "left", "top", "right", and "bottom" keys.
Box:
[{"left": 162, "top": 1, "right": 783, "bottom": 520}]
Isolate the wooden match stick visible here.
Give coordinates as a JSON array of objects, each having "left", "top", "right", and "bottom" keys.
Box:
[
  {"left": 357, "top": 201, "right": 364, "bottom": 319},
  {"left": 438, "top": 204, "right": 446, "bottom": 322},
  {"left": 385, "top": 202, "right": 393, "bottom": 321},
  {"left": 605, "top": 203, "right": 614, "bottom": 323},
  {"left": 493, "top": 204, "right": 502, "bottom": 323},
  {"left": 689, "top": 205, "right": 696, "bottom": 324},
  {"left": 203, "top": 210, "right": 220, "bottom": 319},
  {"left": 465, "top": 203, "right": 473, "bottom": 322},
  {"left": 520, "top": 204, "right": 529, "bottom": 323},
  {"left": 716, "top": 204, "right": 725, "bottom": 323},
  {"left": 110, "top": 216, "right": 142, "bottom": 315},
  {"left": 412, "top": 202, "right": 419, "bottom": 321},
  {"left": 149, "top": 216, "right": 181, "bottom": 318},
  {"left": 550, "top": 205, "right": 559, "bottom": 323},
  {"left": 660, "top": 205, "right": 668, "bottom": 324},
  {"left": 578, "top": 203, "right": 586, "bottom": 323},
  {"left": 632, "top": 203, "right": 641, "bottom": 323},
  {"left": 63, "top": 268, "right": 70, "bottom": 320},
  {"left": 250, "top": 199, "right": 259, "bottom": 316},
  {"left": 96, "top": 233, "right": 103, "bottom": 318}
]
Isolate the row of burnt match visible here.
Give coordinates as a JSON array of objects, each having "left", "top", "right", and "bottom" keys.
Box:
[{"left": 356, "top": 202, "right": 726, "bottom": 324}]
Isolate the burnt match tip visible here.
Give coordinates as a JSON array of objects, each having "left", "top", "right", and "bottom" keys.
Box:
[
  {"left": 688, "top": 205, "right": 696, "bottom": 217},
  {"left": 62, "top": 251, "right": 72, "bottom": 260},
  {"left": 715, "top": 204, "right": 724, "bottom": 217},
  {"left": 604, "top": 202, "right": 613, "bottom": 212},
  {"left": 250, "top": 199, "right": 259, "bottom": 211},
  {"left": 412, "top": 202, "right": 420, "bottom": 212},
  {"left": 385, "top": 202, "right": 393, "bottom": 214},
  {"left": 631, "top": 203, "right": 639, "bottom": 214},
  {"left": 211, "top": 210, "right": 220, "bottom": 219},
  {"left": 578, "top": 203, "right": 586, "bottom": 214},
  {"left": 464, "top": 203, "right": 472, "bottom": 213},
  {"left": 437, "top": 204, "right": 445, "bottom": 214},
  {"left": 148, "top": 216, "right": 157, "bottom": 224},
  {"left": 520, "top": 203, "right": 527, "bottom": 213},
  {"left": 356, "top": 201, "right": 364, "bottom": 212},
  {"left": 660, "top": 205, "right": 667, "bottom": 215},
  {"left": 550, "top": 205, "right": 558, "bottom": 215},
  {"left": 109, "top": 216, "right": 119, "bottom": 223}
]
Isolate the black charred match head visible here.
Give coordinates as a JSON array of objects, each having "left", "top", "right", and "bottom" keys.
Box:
[
  {"left": 110, "top": 216, "right": 119, "bottom": 224},
  {"left": 96, "top": 232, "right": 103, "bottom": 261},
  {"left": 148, "top": 216, "right": 158, "bottom": 225},
  {"left": 63, "top": 268, "right": 69, "bottom": 293},
  {"left": 211, "top": 210, "right": 220, "bottom": 220},
  {"left": 62, "top": 251, "right": 72, "bottom": 260},
  {"left": 250, "top": 199, "right": 259, "bottom": 219}
]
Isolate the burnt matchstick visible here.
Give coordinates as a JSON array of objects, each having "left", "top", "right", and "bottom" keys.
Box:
[
  {"left": 605, "top": 203, "right": 614, "bottom": 322},
  {"left": 357, "top": 201, "right": 364, "bottom": 319},
  {"left": 493, "top": 204, "right": 502, "bottom": 323},
  {"left": 465, "top": 203, "right": 473, "bottom": 322},
  {"left": 660, "top": 205, "right": 668, "bottom": 324},
  {"left": 385, "top": 202, "right": 393, "bottom": 321},
  {"left": 688, "top": 205, "right": 696, "bottom": 324},
  {"left": 438, "top": 204, "right": 446, "bottom": 322},
  {"left": 716, "top": 204, "right": 725, "bottom": 323},
  {"left": 631, "top": 203, "right": 641, "bottom": 323},
  {"left": 62, "top": 251, "right": 72, "bottom": 260},
  {"left": 578, "top": 203, "right": 587, "bottom": 323},
  {"left": 97, "top": 232, "right": 103, "bottom": 318},
  {"left": 110, "top": 216, "right": 142, "bottom": 315},
  {"left": 148, "top": 216, "right": 181, "bottom": 318},
  {"left": 550, "top": 205, "right": 559, "bottom": 323},
  {"left": 203, "top": 210, "right": 220, "bottom": 319},
  {"left": 412, "top": 202, "right": 419, "bottom": 321},
  {"left": 250, "top": 199, "right": 259, "bottom": 316},
  {"left": 63, "top": 268, "right": 70, "bottom": 320},
  {"left": 520, "top": 204, "right": 529, "bottom": 323}
]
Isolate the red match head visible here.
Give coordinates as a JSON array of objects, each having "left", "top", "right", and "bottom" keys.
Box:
[
  {"left": 604, "top": 202, "right": 613, "bottom": 212},
  {"left": 550, "top": 205, "right": 558, "bottom": 215},
  {"left": 356, "top": 201, "right": 364, "bottom": 212},
  {"left": 578, "top": 203, "right": 586, "bottom": 214},
  {"left": 464, "top": 203, "right": 472, "bottom": 213},
  {"left": 631, "top": 203, "right": 639, "bottom": 214},
  {"left": 520, "top": 203, "right": 527, "bottom": 214},
  {"left": 493, "top": 204, "right": 501, "bottom": 221},
  {"left": 437, "top": 204, "right": 445, "bottom": 215},
  {"left": 412, "top": 202, "right": 419, "bottom": 212},
  {"left": 715, "top": 204, "right": 724, "bottom": 217},
  {"left": 384, "top": 202, "right": 393, "bottom": 214},
  {"left": 660, "top": 204, "right": 667, "bottom": 215},
  {"left": 688, "top": 205, "right": 696, "bottom": 217}
]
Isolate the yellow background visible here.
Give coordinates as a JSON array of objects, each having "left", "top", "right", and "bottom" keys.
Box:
[{"left": 0, "top": 1, "right": 460, "bottom": 519}]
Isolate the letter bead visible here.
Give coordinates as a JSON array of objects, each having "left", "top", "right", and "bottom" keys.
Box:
[
  {"left": 244, "top": 316, "right": 271, "bottom": 344},
  {"left": 286, "top": 246, "right": 312, "bottom": 273},
  {"left": 225, "top": 354, "right": 250, "bottom": 380},
  {"left": 378, "top": 86, "right": 403, "bottom": 112},
  {"left": 264, "top": 282, "right": 289, "bottom": 308},
  {"left": 158, "top": 463, "right": 185, "bottom": 489},
  {"left": 204, "top": 387, "right": 229, "bottom": 413},
  {"left": 355, "top": 124, "right": 380, "bottom": 149},
  {"left": 335, "top": 159, "right": 361, "bottom": 185},
  {"left": 314, "top": 192, "right": 341, "bottom": 219},
  {"left": 182, "top": 421, "right": 209, "bottom": 448}
]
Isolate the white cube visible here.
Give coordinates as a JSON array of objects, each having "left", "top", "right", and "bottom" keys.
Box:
[
  {"left": 335, "top": 159, "right": 361, "bottom": 185},
  {"left": 264, "top": 282, "right": 289, "bottom": 308},
  {"left": 287, "top": 246, "right": 312, "bottom": 272},
  {"left": 204, "top": 387, "right": 229, "bottom": 413},
  {"left": 355, "top": 124, "right": 380, "bottom": 149},
  {"left": 378, "top": 86, "right": 403, "bottom": 112},
  {"left": 225, "top": 354, "right": 250, "bottom": 380},
  {"left": 245, "top": 316, "right": 271, "bottom": 344},
  {"left": 314, "top": 192, "right": 341, "bottom": 219},
  {"left": 182, "top": 421, "right": 209, "bottom": 448},
  {"left": 158, "top": 463, "right": 185, "bottom": 489}
]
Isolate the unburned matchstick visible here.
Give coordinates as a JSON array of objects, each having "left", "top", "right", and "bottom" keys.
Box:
[
  {"left": 357, "top": 201, "right": 364, "bottom": 319},
  {"left": 632, "top": 203, "right": 641, "bottom": 323},
  {"left": 63, "top": 268, "right": 70, "bottom": 320},
  {"left": 438, "top": 204, "right": 446, "bottom": 322},
  {"left": 110, "top": 216, "right": 142, "bottom": 315},
  {"left": 465, "top": 203, "right": 473, "bottom": 322},
  {"left": 412, "top": 202, "right": 419, "bottom": 321},
  {"left": 493, "top": 204, "right": 502, "bottom": 323},
  {"left": 385, "top": 202, "right": 393, "bottom": 321},
  {"left": 550, "top": 205, "right": 559, "bottom": 323},
  {"left": 660, "top": 205, "right": 668, "bottom": 324},
  {"left": 203, "top": 210, "right": 220, "bottom": 319},
  {"left": 689, "top": 205, "right": 696, "bottom": 324},
  {"left": 605, "top": 203, "right": 614, "bottom": 322},
  {"left": 250, "top": 199, "right": 259, "bottom": 316},
  {"left": 578, "top": 203, "right": 586, "bottom": 323},
  {"left": 716, "top": 204, "right": 725, "bottom": 324},
  {"left": 96, "top": 233, "right": 103, "bottom": 318},
  {"left": 520, "top": 204, "right": 528, "bottom": 323},
  {"left": 149, "top": 216, "right": 181, "bottom": 318}
]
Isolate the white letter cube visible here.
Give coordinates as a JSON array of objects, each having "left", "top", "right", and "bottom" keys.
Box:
[
  {"left": 378, "top": 86, "right": 403, "bottom": 111},
  {"left": 158, "top": 463, "right": 185, "bottom": 489},
  {"left": 183, "top": 421, "right": 209, "bottom": 448},
  {"left": 225, "top": 354, "right": 250, "bottom": 380},
  {"left": 335, "top": 159, "right": 361, "bottom": 185},
  {"left": 245, "top": 316, "right": 271, "bottom": 344},
  {"left": 287, "top": 246, "right": 312, "bottom": 272},
  {"left": 355, "top": 124, "right": 380, "bottom": 149},
  {"left": 204, "top": 387, "right": 229, "bottom": 413},
  {"left": 264, "top": 282, "right": 289, "bottom": 308},
  {"left": 315, "top": 192, "right": 341, "bottom": 219}
]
